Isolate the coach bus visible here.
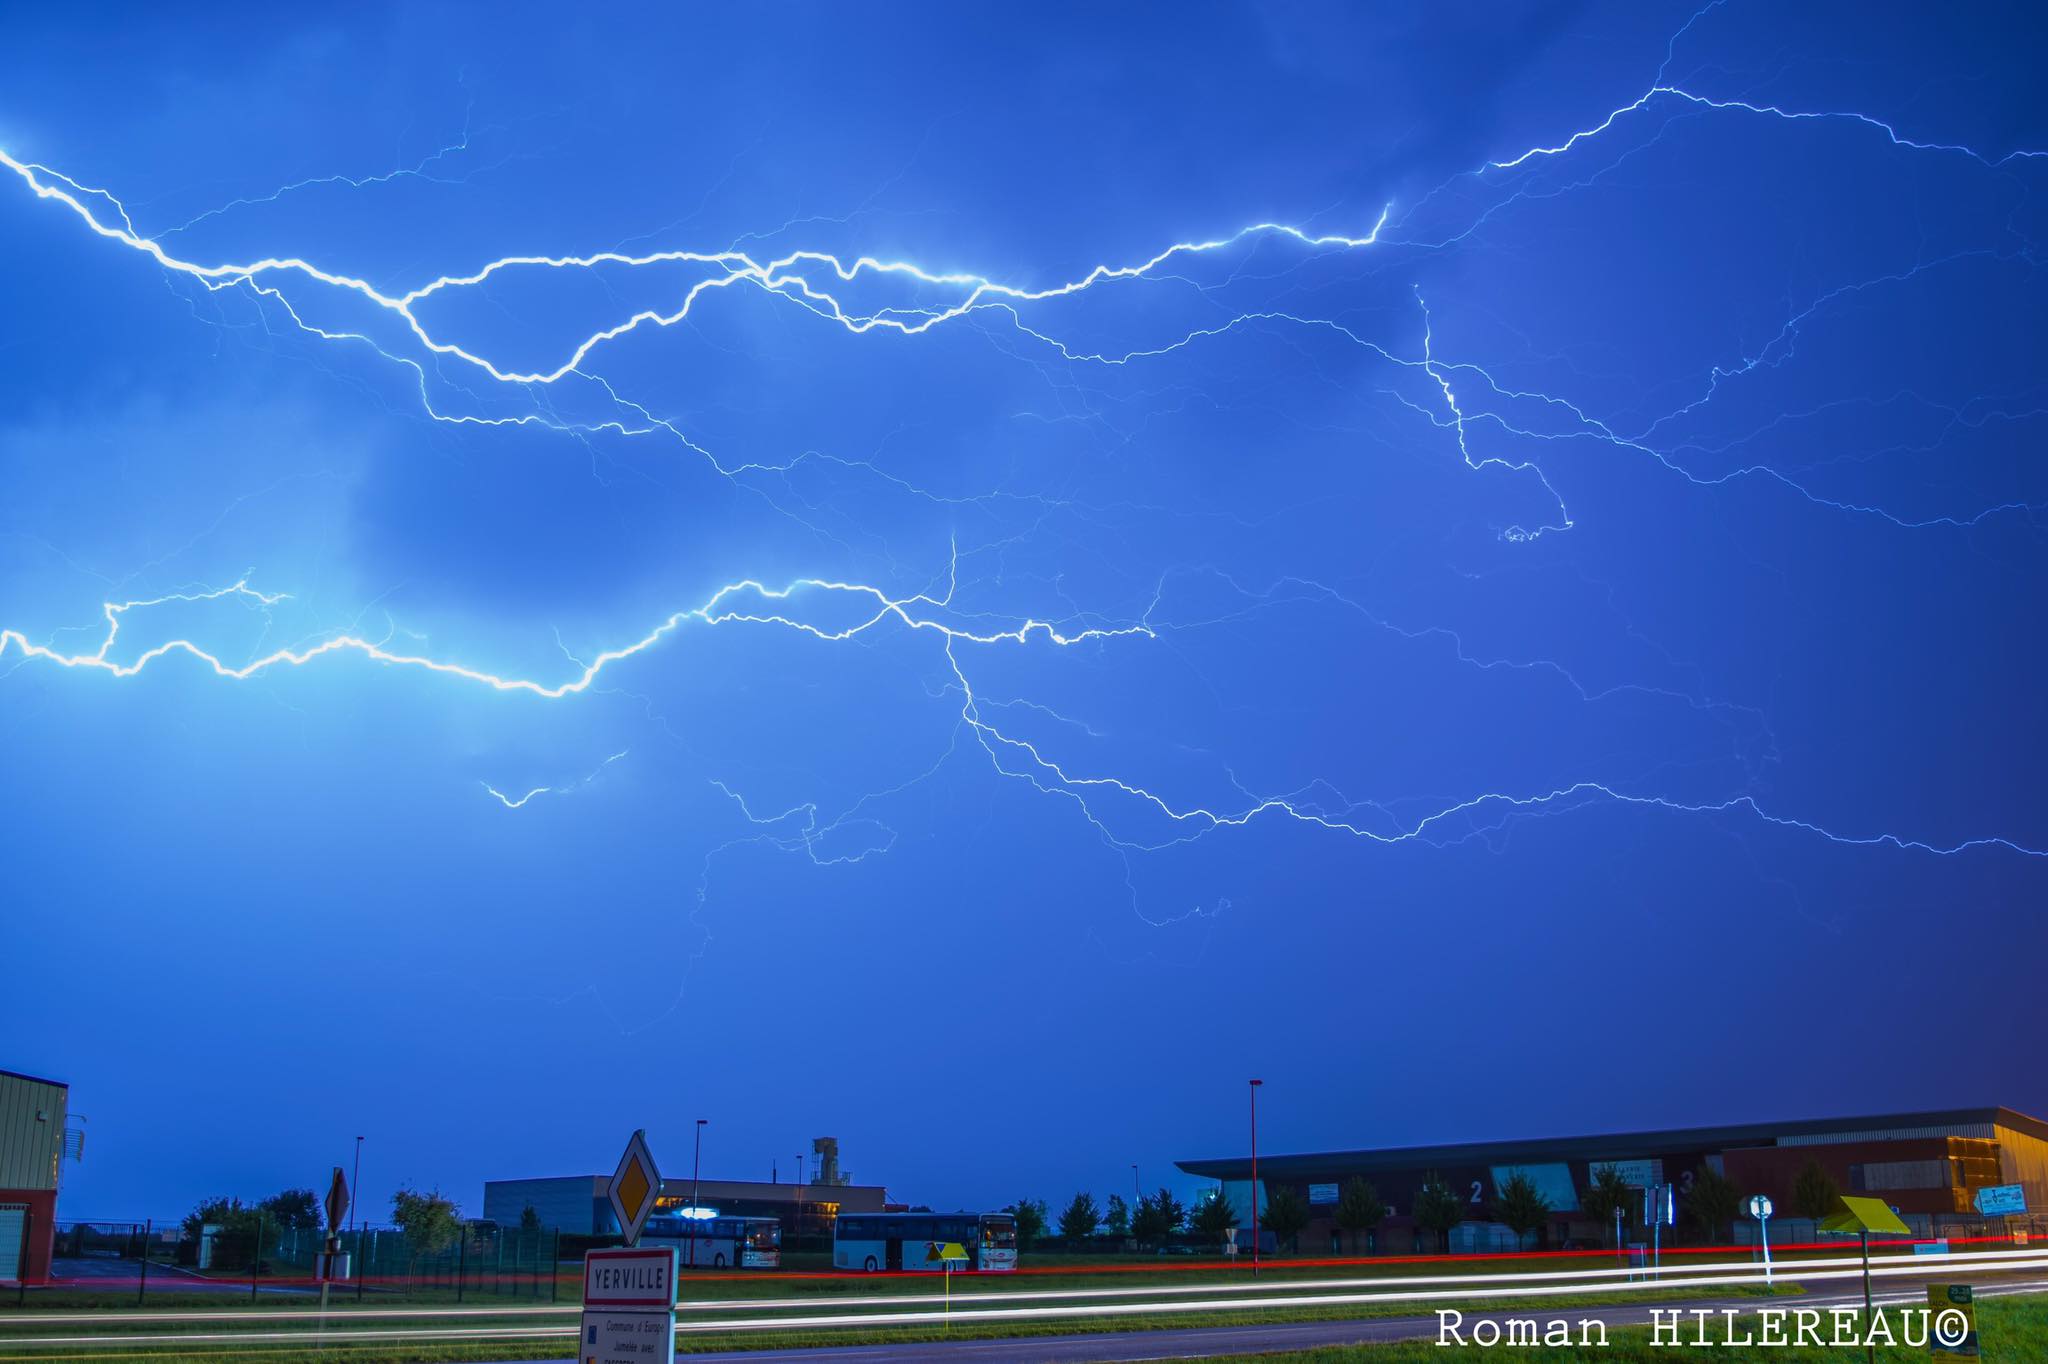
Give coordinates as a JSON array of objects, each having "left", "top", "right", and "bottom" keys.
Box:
[
  {"left": 642, "top": 1212, "right": 781, "bottom": 1268},
  {"left": 833, "top": 1211, "right": 1018, "bottom": 1272}
]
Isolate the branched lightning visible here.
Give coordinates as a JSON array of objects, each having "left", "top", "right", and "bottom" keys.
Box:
[{"left": 2, "top": 0, "right": 2044, "bottom": 955}]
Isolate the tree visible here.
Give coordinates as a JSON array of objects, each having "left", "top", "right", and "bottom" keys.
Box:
[
  {"left": 519, "top": 1204, "right": 542, "bottom": 1234},
  {"left": 261, "top": 1189, "right": 322, "bottom": 1232},
  {"left": 1189, "top": 1188, "right": 1240, "bottom": 1250},
  {"left": 1260, "top": 1185, "right": 1310, "bottom": 1254},
  {"left": 1103, "top": 1194, "right": 1130, "bottom": 1239},
  {"left": 177, "top": 1197, "right": 281, "bottom": 1272},
  {"left": 1005, "top": 1198, "right": 1049, "bottom": 1250},
  {"left": 182, "top": 1197, "right": 240, "bottom": 1244},
  {"left": 1130, "top": 1187, "right": 1186, "bottom": 1249},
  {"left": 391, "top": 1187, "right": 462, "bottom": 1256},
  {"left": 1582, "top": 1164, "right": 1634, "bottom": 1247},
  {"left": 1334, "top": 1177, "right": 1389, "bottom": 1253},
  {"left": 1493, "top": 1170, "right": 1552, "bottom": 1249},
  {"left": 1792, "top": 1160, "right": 1841, "bottom": 1222},
  {"left": 1684, "top": 1164, "right": 1742, "bottom": 1244},
  {"left": 1056, "top": 1193, "right": 1100, "bottom": 1247},
  {"left": 1412, "top": 1173, "right": 1464, "bottom": 1255}
]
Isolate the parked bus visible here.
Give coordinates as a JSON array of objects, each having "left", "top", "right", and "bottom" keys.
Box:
[
  {"left": 833, "top": 1211, "right": 1018, "bottom": 1272},
  {"left": 642, "top": 1212, "right": 781, "bottom": 1269}
]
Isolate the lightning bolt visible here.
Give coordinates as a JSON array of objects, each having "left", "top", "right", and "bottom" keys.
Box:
[{"left": 3, "top": 0, "right": 2044, "bottom": 953}]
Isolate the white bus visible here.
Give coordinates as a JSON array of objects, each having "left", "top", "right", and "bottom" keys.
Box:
[
  {"left": 642, "top": 1212, "right": 781, "bottom": 1269},
  {"left": 833, "top": 1212, "right": 1018, "bottom": 1272}
]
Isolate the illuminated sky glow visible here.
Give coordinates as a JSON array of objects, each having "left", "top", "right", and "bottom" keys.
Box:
[{"left": 2, "top": 1, "right": 2044, "bottom": 1218}]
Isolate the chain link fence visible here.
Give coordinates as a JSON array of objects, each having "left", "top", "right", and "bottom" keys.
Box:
[{"left": 30, "top": 1218, "right": 576, "bottom": 1302}]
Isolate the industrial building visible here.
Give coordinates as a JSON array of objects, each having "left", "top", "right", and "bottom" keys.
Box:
[
  {"left": 484, "top": 1137, "right": 891, "bottom": 1241},
  {"left": 0, "top": 1069, "right": 71, "bottom": 1284},
  {"left": 1178, "top": 1105, "right": 2048, "bottom": 1253}
]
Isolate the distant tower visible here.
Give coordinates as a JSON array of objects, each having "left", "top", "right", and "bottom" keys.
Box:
[{"left": 812, "top": 1136, "right": 848, "bottom": 1186}]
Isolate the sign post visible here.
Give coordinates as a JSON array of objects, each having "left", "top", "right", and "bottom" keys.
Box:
[
  {"left": 1927, "top": 1283, "right": 1978, "bottom": 1357},
  {"left": 1747, "top": 1194, "right": 1774, "bottom": 1288},
  {"left": 1972, "top": 1183, "right": 2026, "bottom": 1221},
  {"left": 1643, "top": 1183, "right": 1673, "bottom": 1279},
  {"left": 608, "top": 1131, "right": 663, "bottom": 1248},
  {"left": 319, "top": 1167, "right": 350, "bottom": 1321},
  {"left": 926, "top": 1242, "right": 968, "bottom": 1328},
  {"left": 582, "top": 1132, "right": 674, "bottom": 1364},
  {"left": 582, "top": 1246, "right": 677, "bottom": 1364}
]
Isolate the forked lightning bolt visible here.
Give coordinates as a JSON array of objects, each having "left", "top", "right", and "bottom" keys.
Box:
[{"left": 2, "top": 0, "right": 2044, "bottom": 876}]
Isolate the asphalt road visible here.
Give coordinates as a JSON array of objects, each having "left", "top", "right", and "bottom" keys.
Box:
[
  {"left": 496, "top": 1268, "right": 2048, "bottom": 1363},
  {"left": 49, "top": 1256, "right": 313, "bottom": 1295}
]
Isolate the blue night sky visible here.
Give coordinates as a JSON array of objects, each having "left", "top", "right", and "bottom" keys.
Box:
[{"left": 2, "top": 2, "right": 2045, "bottom": 1224}]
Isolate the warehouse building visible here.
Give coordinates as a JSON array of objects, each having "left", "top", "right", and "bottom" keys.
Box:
[
  {"left": 0, "top": 1069, "right": 70, "bottom": 1284},
  {"left": 1178, "top": 1105, "right": 2048, "bottom": 1253},
  {"left": 484, "top": 1138, "right": 891, "bottom": 1241},
  {"left": 482, "top": 1174, "right": 892, "bottom": 1241}
]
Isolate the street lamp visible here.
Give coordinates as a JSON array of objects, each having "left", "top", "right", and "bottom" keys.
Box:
[
  {"left": 1250, "top": 1079, "right": 1263, "bottom": 1277},
  {"left": 350, "top": 1135, "right": 365, "bottom": 1304},
  {"left": 691, "top": 1119, "right": 707, "bottom": 1268},
  {"left": 349, "top": 1137, "right": 363, "bottom": 1233}
]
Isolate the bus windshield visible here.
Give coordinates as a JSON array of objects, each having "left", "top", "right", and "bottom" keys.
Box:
[
  {"left": 747, "top": 1221, "right": 780, "bottom": 1249},
  {"left": 980, "top": 1216, "right": 1017, "bottom": 1248}
]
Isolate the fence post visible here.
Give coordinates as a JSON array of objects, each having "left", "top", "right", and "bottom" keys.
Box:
[
  {"left": 550, "top": 1231, "right": 559, "bottom": 1304},
  {"left": 456, "top": 1226, "right": 466, "bottom": 1303},
  {"left": 251, "top": 1219, "right": 263, "bottom": 1303},
  {"left": 16, "top": 1207, "right": 29, "bottom": 1306},
  {"left": 356, "top": 1225, "right": 367, "bottom": 1303},
  {"left": 138, "top": 1219, "right": 150, "bottom": 1305}
]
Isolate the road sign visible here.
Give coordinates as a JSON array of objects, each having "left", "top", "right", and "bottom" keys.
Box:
[
  {"left": 1748, "top": 1194, "right": 1775, "bottom": 1287},
  {"left": 1972, "top": 1184, "right": 2026, "bottom": 1216},
  {"left": 584, "top": 1246, "right": 677, "bottom": 1309},
  {"left": 325, "top": 1167, "right": 350, "bottom": 1233},
  {"left": 608, "top": 1130, "right": 663, "bottom": 1247},
  {"left": 1927, "top": 1283, "right": 1978, "bottom": 1357},
  {"left": 580, "top": 1309, "right": 676, "bottom": 1364},
  {"left": 925, "top": 1241, "right": 969, "bottom": 1265}
]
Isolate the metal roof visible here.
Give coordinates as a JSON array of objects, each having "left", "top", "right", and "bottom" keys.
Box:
[
  {"left": 0, "top": 1068, "right": 67, "bottom": 1090},
  {"left": 1177, "top": 1106, "right": 2048, "bottom": 1180}
]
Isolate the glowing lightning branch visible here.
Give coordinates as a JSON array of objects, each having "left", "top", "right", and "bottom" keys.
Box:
[
  {"left": 482, "top": 750, "right": 628, "bottom": 809},
  {"left": 3, "top": 0, "right": 2045, "bottom": 904}
]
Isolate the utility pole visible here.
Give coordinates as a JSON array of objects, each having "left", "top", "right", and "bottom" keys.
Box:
[
  {"left": 691, "top": 1119, "right": 707, "bottom": 1268},
  {"left": 1250, "top": 1079, "right": 1263, "bottom": 1277}
]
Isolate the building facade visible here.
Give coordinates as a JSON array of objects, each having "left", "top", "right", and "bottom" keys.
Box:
[
  {"left": 0, "top": 1069, "right": 69, "bottom": 1284},
  {"left": 1177, "top": 1106, "right": 2048, "bottom": 1254},
  {"left": 482, "top": 1173, "right": 891, "bottom": 1241}
]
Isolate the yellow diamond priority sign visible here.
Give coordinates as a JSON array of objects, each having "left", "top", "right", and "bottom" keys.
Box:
[{"left": 608, "top": 1129, "right": 662, "bottom": 1247}]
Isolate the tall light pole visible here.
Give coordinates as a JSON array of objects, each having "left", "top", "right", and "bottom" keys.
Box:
[
  {"left": 691, "top": 1119, "right": 707, "bottom": 1268},
  {"left": 1249, "top": 1079, "right": 1263, "bottom": 1277},
  {"left": 350, "top": 1135, "right": 366, "bottom": 1303},
  {"left": 349, "top": 1137, "right": 363, "bottom": 1233}
]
